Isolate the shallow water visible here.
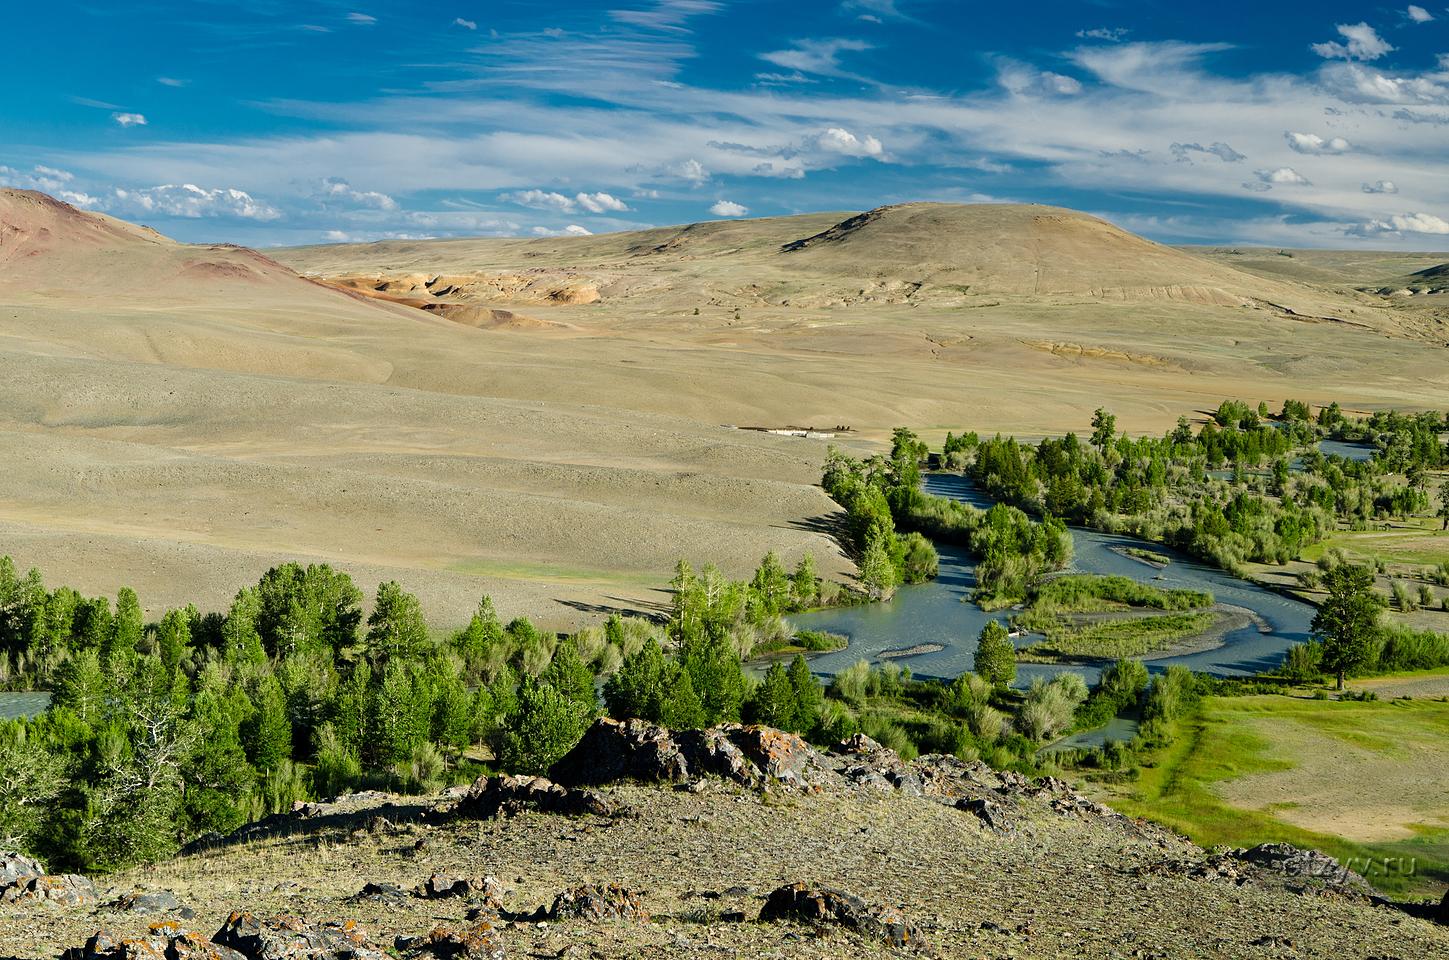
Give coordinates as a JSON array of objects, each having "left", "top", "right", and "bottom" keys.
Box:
[
  {"left": 0, "top": 691, "right": 51, "bottom": 720},
  {"left": 791, "top": 473, "right": 1315, "bottom": 684}
]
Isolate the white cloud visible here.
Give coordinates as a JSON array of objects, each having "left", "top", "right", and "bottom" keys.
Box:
[
  {"left": 156, "top": 77, "right": 187, "bottom": 87},
  {"left": 1170, "top": 142, "right": 1246, "bottom": 163},
  {"left": 815, "top": 127, "right": 885, "bottom": 157},
  {"left": 1254, "top": 167, "right": 1311, "bottom": 186},
  {"left": 758, "top": 38, "right": 870, "bottom": 79},
  {"left": 453, "top": 18, "right": 477, "bottom": 30},
  {"left": 503, "top": 189, "right": 629, "bottom": 213},
  {"left": 998, "top": 62, "right": 1083, "bottom": 97},
  {"left": 1285, "top": 131, "right": 1351, "bottom": 154},
  {"left": 1076, "top": 27, "right": 1130, "bottom": 42},
  {"left": 1363, "top": 180, "right": 1399, "bottom": 194},
  {"left": 109, "top": 184, "right": 282, "bottom": 220},
  {"left": 668, "top": 158, "right": 709, "bottom": 182},
  {"left": 564, "top": 223, "right": 592, "bottom": 235},
  {"left": 709, "top": 200, "right": 748, "bottom": 216},
  {"left": 318, "top": 177, "right": 397, "bottom": 210},
  {"left": 1312, "top": 23, "right": 1394, "bottom": 62},
  {"left": 1352, "top": 212, "right": 1449, "bottom": 235},
  {"left": 112, "top": 112, "right": 148, "bottom": 127},
  {"left": 346, "top": 12, "right": 376, "bottom": 25},
  {"left": 0, "top": 164, "right": 99, "bottom": 207},
  {"left": 1406, "top": 5, "right": 1434, "bottom": 23},
  {"left": 573, "top": 191, "right": 630, "bottom": 213}
]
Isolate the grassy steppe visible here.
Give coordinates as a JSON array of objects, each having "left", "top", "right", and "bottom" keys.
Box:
[{"left": 1090, "top": 680, "right": 1449, "bottom": 898}]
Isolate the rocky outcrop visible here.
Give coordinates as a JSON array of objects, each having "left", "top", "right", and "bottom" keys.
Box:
[
  {"left": 212, "top": 911, "right": 387, "bottom": 960},
  {"left": 60, "top": 922, "right": 245, "bottom": 960},
  {"left": 2, "top": 871, "right": 97, "bottom": 906},
  {"left": 413, "top": 874, "right": 503, "bottom": 908},
  {"left": 546, "top": 884, "right": 650, "bottom": 923},
  {"left": 0, "top": 849, "right": 45, "bottom": 890},
  {"left": 1136, "top": 842, "right": 1377, "bottom": 901},
  {"left": 396, "top": 918, "right": 506, "bottom": 959},
  {"left": 348, "top": 882, "right": 409, "bottom": 908},
  {"left": 455, "top": 774, "right": 614, "bottom": 820},
  {"left": 548, "top": 718, "right": 830, "bottom": 791},
  {"left": 105, "top": 889, "right": 195, "bottom": 919},
  {"left": 759, "top": 882, "right": 928, "bottom": 953}
]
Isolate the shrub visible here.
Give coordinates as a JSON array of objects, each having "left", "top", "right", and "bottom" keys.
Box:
[
  {"left": 1281, "top": 641, "right": 1323, "bottom": 682},
  {"left": 860, "top": 715, "right": 917, "bottom": 760},
  {"left": 829, "top": 660, "right": 871, "bottom": 705}
]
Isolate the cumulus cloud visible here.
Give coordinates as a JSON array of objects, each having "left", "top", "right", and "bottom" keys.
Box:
[
  {"left": 528, "top": 223, "right": 594, "bottom": 236},
  {"left": 502, "top": 189, "right": 629, "bottom": 213},
  {"left": 318, "top": 177, "right": 397, "bottom": 210},
  {"left": 1170, "top": 142, "right": 1246, "bottom": 163},
  {"left": 564, "top": 223, "right": 592, "bottom": 235},
  {"left": 815, "top": 127, "right": 885, "bottom": 157},
  {"left": 667, "top": 158, "right": 710, "bottom": 182},
  {"left": 1312, "top": 23, "right": 1394, "bottom": 62},
  {"left": 1285, "top": 131, "right": 1351, "bottom": 154},
  {"left": 709, "top": 199, "right": 748, "bottom": 216},
  {"left": 453, "top": 17, "right": 477, "bottom": 30},
  {"left": 0, "top": 164, "right": 99, "bottom": 206},
  {"left": 110, "top": 184, "right": 282, "bottom": 220},
  {"left": 1254, "top": 167, "right": 1311, "bottom": 186},
  {"left": 1076, "top": 27, "right": 1130, "bottom": 42},
  {"left": 1363, "top": 180, "right": 1399, "bottom": 194},
  {"left": 112, "top": 112, "right": 147, "bottom": 127},
  {"left": 1351, "top": 212, "right": 1449, "bottom": 235},
  {"left": 1406, "top": 5, "right": 1434, "bottom": 23}
]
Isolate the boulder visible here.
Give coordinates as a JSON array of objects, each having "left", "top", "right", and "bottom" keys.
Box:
[
  {"left": 0, "top": 849, "right": 45, "bottom": 890},
  {"left": 548, "top": 719, "right": 830, "bottom": 791},
  {"left": 956, "top": 797, "right": 1013, "bottom": 833},
  {"left": 546, "top": 883, "right": 650, "bottom": 923},
  {"left": 396, "top": 919, "right": 506, "bottom": 959},
  {"left": 106, "top": 889, "right": 195, "bottom": 919},
  {"left": 413, "top": 874, "right": 503, "bottom": 907},
  {"left": 456, "top": 775, "right": 613, "bottom": 820},
  {"left": 212, "top": 911, "right": 388, "bottom": 960},
  {"left": 60, "top": 922, "right": 246, "bottom": 960},
  {"left": 348, "top": 882, "right": 410, "bottom": 907},
  {"left": 1233, "top": 843, "right": 1375, "bottom": 899},
  {"left": 2, "top": 872, "right": 97, "bottom": 906},
  {"left": 759, "top": 882, "right": 928, "bottom": 952},
  {"left": 1436, "top": 889, "right": 1448, "bottom": 925}
]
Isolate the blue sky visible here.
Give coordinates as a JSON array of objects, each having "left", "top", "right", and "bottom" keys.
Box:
[{"left": 4, "top": 0, "right": 1449, "bottom": 248}]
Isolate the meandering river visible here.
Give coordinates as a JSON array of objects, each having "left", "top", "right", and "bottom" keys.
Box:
[{"left": 791, "top": 473, "right": 1316, "bottom": 685}]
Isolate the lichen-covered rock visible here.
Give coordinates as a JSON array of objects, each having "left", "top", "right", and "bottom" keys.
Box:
[
  {"left": 549, "top": 719, "right": 831, "bottom": 791},
  {"left": 0, "top": 849, "right": 46, "bottom": 890},
  {"left": 457, "top": 774, "right": 614, "bottom": 820},
  {"left": 759, "top": 882, "right": 928, "bottom": 952},
  {"left": 412, "top": 874, "right": 502, "bottom": 906},
  {"left": 956, "top": 796, "right": 1013, "bottom": 833},
  {"left": 1234, "top": 843, "right": 1376, "bottom": 899},
  {"left": 546, "top": 883, "right": 650, "bottom": 923},
  {"left": 106, "top": 890, "right": 195, "bottom": 919},
  {"left": 396, "top": 919, "right": 506, "bottom": 959},
  {"left": 348, "top": 882, "right": 409, "bottom": 907},
  {"left": 60, "top": 922, "right": 246, "bottom": 960},
  {"left": 2, "top": 872, "right": 97, "bottom": 906},
  {"left": 212, "top": 911, "right": 388, "bottom": 959}
]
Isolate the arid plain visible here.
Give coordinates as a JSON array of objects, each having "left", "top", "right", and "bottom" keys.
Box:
[{"left": 2, "top": 189, "right": 1446, "bottom": 626}]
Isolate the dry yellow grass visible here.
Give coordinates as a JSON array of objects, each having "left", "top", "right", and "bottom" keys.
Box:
[{"left": 5, "top": 189, "right": 1449, "bottom": 628}]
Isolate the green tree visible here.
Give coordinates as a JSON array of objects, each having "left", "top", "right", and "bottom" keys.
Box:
[
  {"left": 744, "top": 661, "right": 796, "bottom": 730},
  {"left": 0, "top": 723, "right": 66, "bottom": 850},
  {"left": 787, "top": 654, "right": 822, "bottom": 734},
  {"left": 364, "top": 581, "right": 429, "bottom": 665},
  {"left": 790, "top": 554, "right": 818, "bottom": 609},
  {"left": 242, "top": 673, "right": 292, "bottom": 771},
  {"left": 452, "top": 595, "right": 506, "bottom": 680},
  {"left": 1090, "top": 408, "right": 1117, "bottom": 452},
  {"left": 680, "top": 635, "right": 746, "bottom": 725},
  {"left": 859, "top": 524, "right": 898, "bottom": 600},
  {"left": 541, "top": 639, "right": 598, "bottom": 719},
  {"left": 1313, "top": 564, "right": 1382, "bottom": 690},
  {"left": 498, "top": 675, "right": 589, "bottom": 775},
  {"left": 155, "top": 608, "right": 191, "bottom": 674},
  {"left": 750, "top": 551, "right": 792, "bottom": 618},
  {"left": 973, "top": 620, "right": 1017, "bottom": 689}
]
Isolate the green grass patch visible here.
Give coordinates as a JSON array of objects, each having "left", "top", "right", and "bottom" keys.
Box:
[
  {"left": 1030, "top": 574, "right": 1211, "bottom": 614},
  {"left": 1098, "top": 693, "right": 1449, "bottom": 898},
  {"left": 1019, "top": 611, "right": 1218, "bottom": 663},
  {"left": 1122, "top": 547, "right": 1172, "bottom": 566},
  {"left": 752, "top": 630, "right": 848, "bottom": 657}
]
